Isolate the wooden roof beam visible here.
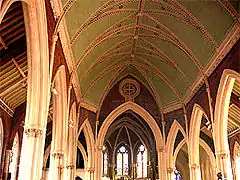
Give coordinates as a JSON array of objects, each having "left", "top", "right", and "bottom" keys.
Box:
[
  {"left": 0, "top": 77, "right": 27, "bottom": 96},
  {"left": 11, "top": 58, "right": 26, "bottom": 78},
  {"left": 230, "top": 92, "right": 240, "bottom": 109},
  {"left": 0, "top": 36, "right": 8, "bottom": 49}
]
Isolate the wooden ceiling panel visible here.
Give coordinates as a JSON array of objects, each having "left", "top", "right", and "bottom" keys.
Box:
[{"left": 0, "top": 2, "right": 27, "bottom": 111}]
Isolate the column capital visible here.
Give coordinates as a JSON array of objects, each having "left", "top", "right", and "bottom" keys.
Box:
[
  {"left": 25, "top": 128, "right": 43, "bottom": 138},
  {"left": 218, "top": 153, "right": 229, "bottom": 159},
  {"left": 95, "top": 146, "right": 102, "bottom": 151},
  {"left": 66, "top": 164, "right": 74, "bottom": 169},
  {"left": 88, "top": 167, "right": 95, "bottom": 173},
  {"left": 167, "top": 167, "right": 174, "bottom": 173},
  {"left": 191, "top": 164, "right": 199, "bottom": 170},
  {"left": 157, "top": 146, "right": 165, "bottom": 152},
  {"left": 51, "top": 152, "right": 64, "bottom": 158}
]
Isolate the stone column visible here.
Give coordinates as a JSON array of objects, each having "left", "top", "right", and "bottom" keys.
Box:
[
  {"left": 95, "top": 147, "right": 102, "bottom": 180},
  {"left": 19, "top": 129, "right": 47, "bottom": 179},
  {"left": 49, "top": 152, "right": 64, "bottom": 180},
  {"left": 167, "top": 167, "right": 174, "bottom": 180},
  {"left": 65, "top": 164, "right": 74, "bottom": 180},
  {"left": 18, "top": 0, "right": 49, "bottom": 179},
  {"left": 157, "top": 146, "right": 167, "bottom": 180},
  {"left": 190, "top": 164, "right": 201, "bottom": 180},
  {"left": 3, "top": 149, "right": 11, "bottom": 180},
  {"left": 88, "top": 168, "right": 95, "bottom": 180},
  {"left": 217, "top": 153, "right": 233, "bottom": 179}
]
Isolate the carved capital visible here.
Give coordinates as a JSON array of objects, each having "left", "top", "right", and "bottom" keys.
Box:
[
  {"left": 218, "top": 153, "right": 229, "bottom": 159},
  {"left": 95, "top": 146, "right": 102, "bottom": 152},
  {"left": 157, "top": 146, "right": 165, "bottom": 153},
  {"left": 66, "top": 164, "right": 74, "bottom": 169},
  {"left": 191, "top": 164, "right": 199, "bottom": 170},
  {"left": 167, "top": 168, "right": 174, "bottom": 173},
  {"left": 25, "top": 128, "right": 43, "bottom": 138},
  {"left": 88, "top": 167, "right": 95, "bottom": 173},
  {"left": 52, "top": 152, "right": 64, "bottom": 158}
]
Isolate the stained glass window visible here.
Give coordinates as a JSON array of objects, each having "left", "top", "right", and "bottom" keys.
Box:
[
  {"left": 102, "top": 145, "right": 108, "bottom": 176},
  {"left": 117, "top": 145, "right": 129, "bottom": 175},
  {"left": 137, "top": 145, "right": 147, "bottom": 178},
  {"left": 174, "top": 167, "right": 182, "bottom": 180}
]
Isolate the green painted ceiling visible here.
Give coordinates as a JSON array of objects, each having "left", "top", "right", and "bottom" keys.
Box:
[{"left": 62, "top": 0, "right": 237, "bottom": 107}]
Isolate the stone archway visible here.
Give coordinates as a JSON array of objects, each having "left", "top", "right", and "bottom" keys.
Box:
[
  {"left": 214, "top": 69, "right": 240, "bottom": 179},
  {"left": 78, "top": 119, "right": 95, "bottom": 180},
  {"left": 166, "top": 120, "right": 186, "bottom": 180},
  {"left": 96, "top": 101, "right": 164, "bottom": 180},
  {"left": 189, "top": 103, "right": 209, "bottom": 180}
]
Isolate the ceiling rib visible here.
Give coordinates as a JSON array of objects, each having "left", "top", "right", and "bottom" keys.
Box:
[
  {"left": 170, "top": 0, "right": 218, "bottom": 48},
  {"left": 75, "top": 33, "right": 133, "bottom": 68},
  {"left": 98, "top": 66, "right": 128, "bottom": 108},
  {"left": 80, "top": 53, "right": 130, "bottom": 81},
  {"left": 129, "top": 0, "right": 144, "bottom": 63},
  {"left": 70, "top": 9, "right": 137, "bottom": 44},
  {"left": 139, "top": 37, "right": 190, "bottom": 83},
  {"left": 83, "top": 63, "right": 129, "bottom": 97},
  {"left": 134, "top": 64, "right": 163, "bottom": 108},
  {"left": 216, "top": 0, "right": 240, "bottom": 24},
  {"left": 134, "top": 62, "right": 181, "bottom": 99}
]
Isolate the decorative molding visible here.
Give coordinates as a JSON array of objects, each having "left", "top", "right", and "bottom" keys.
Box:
[
  {"left": 119, "top": 78, "right": 140, "bottom": 102},
  {"left": 182, "top": 23, "right": 240, "bottom": 106},
  {"left": 162, "top": 102, "right": 183, "bottom": 114},
  {"left": 50, "top": 0, "right": 81, "bottom": 102},
  {"left": 88, "top": 167, "right": 95, "bottom": 173},
  {"left": 166, "top": 168, "right": 174, "bottom": 173},
  {"left": 80, "top": 99, "right": 99, "bottom": 113},
  {"left": 157, "top": 146, "right": 165, "bottom": 153},
  {"left": 204, "top": 23, "right": 240, "bottom": 77},
  {"left": 191, "top": 164, "right": 200, "bottom": 170},
  {"left": 25, "top": 128, "right": 43, "bottom": 138},
  {"left": 218, "top": 153, "right": 229, "bottom": 159},
  {"left": 52, "top": 152, "right": 64, "bottom": 158},
  {"left": 66, "top": 164, "right": 74, "bottom": 169}
]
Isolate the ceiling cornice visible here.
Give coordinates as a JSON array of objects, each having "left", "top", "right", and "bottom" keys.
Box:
[
  {"left": 79, "top": 98, "right": 99, "bottom": 113},
  {"left": 50, "top": 0, "right": 81, "bottom": 101}
]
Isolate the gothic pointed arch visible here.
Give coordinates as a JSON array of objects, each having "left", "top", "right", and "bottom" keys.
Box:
[
  {"left": 78, "top": 118, "right": 95, "bottom": 173},
  {"left": 214, "top": 69, "right": 240, "bottom": 179},
  {"left": 166, "top": 120, "right": 186, "bottom": 171},
  {"left": 96, "top": 101, "right": 165, "bottom": 179}
]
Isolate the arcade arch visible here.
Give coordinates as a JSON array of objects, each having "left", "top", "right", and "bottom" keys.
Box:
[{"left": 96, "top": 101, "right": 164, "bottom": 180}]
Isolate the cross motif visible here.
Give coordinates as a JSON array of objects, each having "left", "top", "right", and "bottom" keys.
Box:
[{"left": 123, "top": 83, "right": 136, "bottom": 95}]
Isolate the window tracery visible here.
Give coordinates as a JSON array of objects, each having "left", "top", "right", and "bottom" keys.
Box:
[
  {"left": 102, "top": 145, "right": 108, "bottom": 176},
  {"left": 137, "top": 145, "right": 147, "bottom": 178},
  {"left": 116, "top": 145, "right": 129, "bottom": 176}
]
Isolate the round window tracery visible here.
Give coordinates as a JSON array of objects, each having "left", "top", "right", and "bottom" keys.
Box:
[{"left": 119, "top": 79, "right": 140, "bottom": 101}]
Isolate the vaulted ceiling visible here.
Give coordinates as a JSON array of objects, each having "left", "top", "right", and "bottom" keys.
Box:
[{"left": 62, "top": 0, "right": 239, "bottom": 108}]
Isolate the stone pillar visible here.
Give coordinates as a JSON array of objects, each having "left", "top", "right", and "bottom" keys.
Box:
[
  {"left": 18, "top": 0, "right": 49, "bottom": 179},
  {"left": 3, "top": 149, "right": 11, "bottom": 180},
  {"left": 88, "top": 168, "right": 95, "bottom": 180},
  {"left": 157, "top": 146, "right": 167, "bottom": 180},
  {"left": 190, "top": 164, "right": 201, "bottom": 180},
  {"left": 19, "top": 129, "right": 47, "bottom": 179},
  {"left": 167, "top": 167, "right": 174, "bottom": 180},
  {"left": 95, "top": 147, "right": 102, "bottom": 180},
  {"left": 49, "top": 152, "right": 64, "bottom": 180},
  {"left": 217, "top": 153, "right": 233, "bottom": 180},
  {"left": 65, "top": 164, "right": 74, "bottom": 180}
]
